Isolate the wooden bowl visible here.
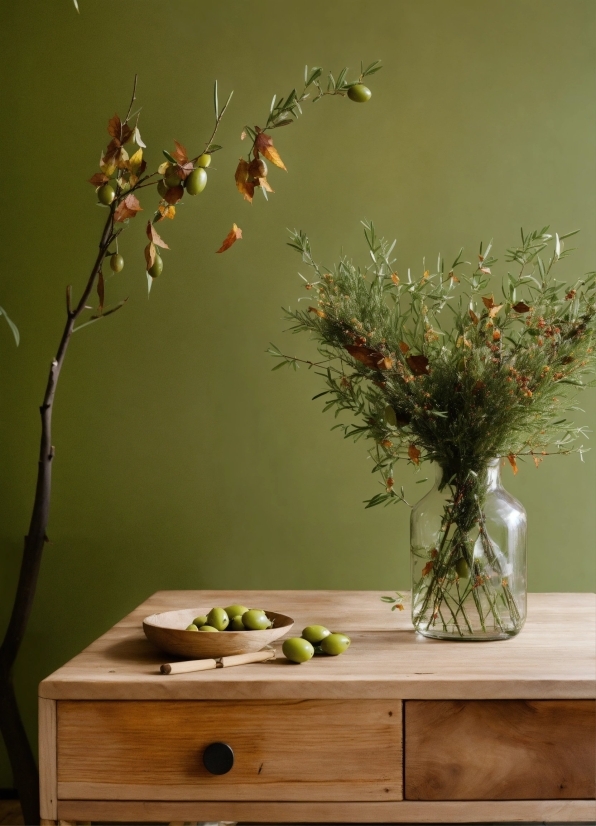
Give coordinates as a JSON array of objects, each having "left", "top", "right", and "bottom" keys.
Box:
[{"left": 142, "top": 609, "right": 294, "bottom": 659}]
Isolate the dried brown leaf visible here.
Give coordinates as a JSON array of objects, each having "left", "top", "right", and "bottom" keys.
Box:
[
  {"left": 469, "top": 309, "right": 479, "bottom": 325},
  {"left": 406, "top": 354, "right": 430, "bottom": 375},
  {"left": 399, "top": 341, "right": 410, "bottom": 354},
  {"left": 88, "top": 172, "right": 109, "bottom": 187},
  {"left": 107, "top": 114, "right": 122, "bottom": 139},
  {"left": 507, "top": 454, "right": 518, "bottom": 475},
  {"left": 157, "top": 204, "right": 176, "bottom": 220},
  {"left": 235, "top": 159, "right": 254, "bottom": 202},
  {"left": 171, "top": 140, "right": 189, "bottom": 164},
  {"left": 255, "top": 132, "right": 287, "bottom": 170},
  {"left": 164, "top": 185, "right": 184, "bottom": 205},
  {"left": 408, "top": 443, "right": 421, "bottom": 465},
  {"left": 216, "top": 223, "right": 243, "bottom": 254},
  {"left": 512, "top": 301, "right": 531, "bottom": 313},
  {"left": 146, "top": 221, "right": 170, "bottom": 249},
  {"left": 144, "top": 242, "right": 156, "bottom": 270},
  {"left": 113, "top": 193, "right": 143, "bottom": 222}
]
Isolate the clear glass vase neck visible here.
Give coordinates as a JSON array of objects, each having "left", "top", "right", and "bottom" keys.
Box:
[{"left": 435, "top": 458, "right": 502, "bottom": 492}]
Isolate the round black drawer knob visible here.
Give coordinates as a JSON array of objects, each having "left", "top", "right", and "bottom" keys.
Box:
[{"left": 203, "top": 741, "right": 234, "bottom": 775}]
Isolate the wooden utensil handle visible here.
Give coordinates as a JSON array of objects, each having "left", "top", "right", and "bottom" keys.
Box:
[
  {"left": 219, "top": 649, "right": 275, "bottom": 668},
  {"left": 161, "top": 658, "right": 217, "bottom": 674}
]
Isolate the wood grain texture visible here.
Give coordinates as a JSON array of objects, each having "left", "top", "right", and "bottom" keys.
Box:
[
  {"left": 38, "top": 697, "right": 57, "bottom": 819},
  {"left": 57, "top": 699, "right": 402, "bottom": 801},
  {"left": 405, "top": 699, "right": 596, "bottom": 800},
  {"left": 38, "top": 591, "right": 596, "bottom": 701},
  {"left": 55, "top": 798, "right": 596, "bottom": 823}
]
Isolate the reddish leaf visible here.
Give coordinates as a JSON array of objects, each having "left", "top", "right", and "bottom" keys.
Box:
[
  {"left": 391, "top": 273, "right": 400, "bottom": 285},
  {"left": 512, "top": 301, "right": 531, "bottom": 313},
  {"left": 408, "top": 443, "right": 421, "bottom": 465},
  {"left": 421, "top": 560, "right": 433, "bottom": 577},
  {"left": 113, "top": 193, "right": 143, "bottom": 223},
  {"left": 144, "top": 242, "right": 156, "bottom": 270},
  {"left": 235, "top": 159, "right": 254, "bottom": 202},
  {"left": 171, "top": 140, "right": 189, "bottom": 164},
  {"left": 107, "top": 114, "right": 122, "bottom": 139},
  {"left": 216, "top": 223, "right": 243, "bottom": 254},
  {"left": 97, "top": 271, "right": 105, "bottom": 312},
  {"left": 406, "top": 354, "right": 430, "bottom": 375},
  {"left": 146, "top": 221, "right": 170, "bottom": 249},
  {"left": 248, "top": 158, "right": 267, "bottom": 179},
  {"left": 469, "top": 309, "right": 479, "bottom": 325},
  {"left": 255, "top": 131, "right": 287, "bottom": 170},
  {"left": 88, "top": 172, "right": 109, "bottom": 187},
  {"left": 164, "top": 185, "right": 184, "bottom": 205},
  {"left": 345, "top": 345, "right": 390, "bottom": 370},
  {"left": 507, "top": 454, "right": 518, "bottom": 475},
  {"left": 399, "top": 341, "right": 410, "bottom": 354}
]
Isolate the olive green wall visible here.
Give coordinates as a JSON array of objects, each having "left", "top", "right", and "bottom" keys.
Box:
[{"left": 0, "top": 0, "right": 594, "bottom": 786}]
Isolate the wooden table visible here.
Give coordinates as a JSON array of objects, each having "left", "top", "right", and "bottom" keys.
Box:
[{"left": 39, "top": 590, "right": 596, "bottom": 824}]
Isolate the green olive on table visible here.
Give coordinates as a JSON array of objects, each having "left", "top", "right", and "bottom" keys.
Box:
[
  {"left": 229, "top": 615, "right": 246, "bottom": 631},
  {"left": 193, "top": 614, "right": 208, "bottom": 627},
  {"left": 302, "top": 625, "right": 331, "bottom": 645},
  {"left": 185, "top": 624, "right": 199, "bottom": 632},
  {"left": 242, "top": 609, "right": 271, "bottom": 630},
  {"left": 224, "top": 604, "right": 249, "bottom": 619},
  {"left": 282, "top": 637, "right": 314, "bottom": 663},
  {"left": 198, "top": 625, "right": 219, "bottom": 632},
  {"left": 320, "top": 633, "right": 351, "bottom": 656},
  {"left": 207, "top": 607, "right": 229, "bottom": 631},
  {"left": 347, "top": 84, "right": 372, "bottom": 103}
]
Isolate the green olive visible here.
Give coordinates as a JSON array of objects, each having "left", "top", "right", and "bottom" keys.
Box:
[
  {"left": 455, "top": 558, "right": 470, "bottom": 579},
  {"left": 242, "top": 609, "right": 271, "bottom": 630},
  {"left": 282, "top": 637, "right": 314, "bottom": 663},
  {"left": 198, "top": 624, "right": 219, "bottom": 632},
  {"left": 164, "top": 168, "right": 181, "bottom": 188},
  {"left": 302, "top": 625, "right": 331, "bottom": 645},
  {"left": 224, "top": 604, "right": 249, "bottom": 619},
  {"left": 157, "top": 179, "right": 169, "bottom": 198},
  {"left": 185, "top": 167, "right": 207, "bottom": 195},
  {"left": 320, "top": 633, "right": 351, "bottom": 656},
  {"left": 193, "top": 615, "right": 208, "bottom": 627},
  {"left": 197, "top": 153, "right": 212, "bottom": 168},
  {"left": 148, "top": 254, "right": 163, "bottom": 279},
  {"left": 347, "top": 84, "right": 372, "bottom": 103},
  {"left": 229, "top": 615, "right": 246, "bottom": 631},
  {"left": 110, "top": 253, "right": 124, "bottom": 273},
  {"left": 97, "top": 184, "right": 115, "bottom": 205},
  {"left": 185, "top": 624, "right": 199, "bottom": 632},
  {"left": 207, "top": 607, "right": 229, "bottom": 631}
]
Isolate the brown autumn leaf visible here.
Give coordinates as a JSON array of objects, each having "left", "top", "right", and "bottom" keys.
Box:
[
  {"left": 421, "top": 560, "right": 433, "bottom": 577},
  {"left": 399, "top": 341, "right": 410, "bottom": 354},
  {"left": 255, "top": 131, "right": 287, "bottom": 170},
  {"left": 507, "top": 454, "right": 518, "bottom": 475},
  {"left": 258, "top": 177, "right": 274, "bottom": 192},
  {"left": 97, "top": 271, "right": 104, "bottom": 312},
  {"left": 345, "top": 345, "right": 389, "bottom": 370},
  {"left": 144, "top": 241, "right": 156, "bottom": 270},
  {"left": 107, "top": 114, "right": 122, "bottom": 139},
  {"left": 469, "top": 309, "right": 479, "bottom": 325},
  {"left": 235, "top": 159, "right": 254, "bottom": 203},
  {"left": 157, "top": 204, "right": 176, "bottom": 220},
  {"left": 164, "top": 185, "right": 184, "bottom": 205},
  {"left": 406, "top": 354, "right": 430, "bottom": 375},
  {"left": 113, "top": 193, "right": 143, "bottom": 223},
  {"left": 171, "top": 140, "right": 189, "bottom": 164},
  {"left": 488, "top": 304, "right": 503, "bottom": 318},
  {"left": 146, "top": 221, "right": 170, "bottom": 249},
  {"left": 408, "top": 443, "right": 421, "bottom": 465},
  {"left": 216, "top": 223, "right": 243, "bottom": 254},
  {"left": 248, "top": 158, "right": 267, "bottom": 179},
  {"left": 391, "top": 273, "right": 400, "bottom": 285},
  {"left": 88, "top": 172, "right": 109, "bottom": 187},
  {"left": 512, "top": 301, "right": 531, "bottom": 313},
  {"left": 482, "top": 295, "right": 496, "bottom": 309}
]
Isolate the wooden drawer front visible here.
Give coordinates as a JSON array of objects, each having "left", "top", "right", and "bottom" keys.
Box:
[
  {"left": 58, "top": 699, "right": 402, "bottom": 802},
  {"left": 405, "top": 699, "right": 595, "bottom": 801}
]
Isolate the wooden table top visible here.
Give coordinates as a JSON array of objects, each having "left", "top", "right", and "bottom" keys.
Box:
[{"left": 39, "top": 590, "right": 595, "bottom": 701}]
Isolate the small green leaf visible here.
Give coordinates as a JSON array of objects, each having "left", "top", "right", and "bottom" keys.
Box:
[{"left": 162, "top": 150, "right": 178, "bottom": 164}]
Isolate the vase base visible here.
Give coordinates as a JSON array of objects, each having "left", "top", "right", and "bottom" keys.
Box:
[{"left": 415, "top": 626, "right": 522, "bottom": 642}]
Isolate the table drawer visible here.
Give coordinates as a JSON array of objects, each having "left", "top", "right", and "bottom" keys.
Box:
[
  {"left": 405, "top": 699, "right": 596, "bottom": 801},
  {"left": 57, "top": 699, "right": 402, "bottom": 802}
]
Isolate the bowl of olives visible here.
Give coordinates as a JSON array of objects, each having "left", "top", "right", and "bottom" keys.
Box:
[{"left": 142, "top": 604, "right": 294, "bottom": 659}]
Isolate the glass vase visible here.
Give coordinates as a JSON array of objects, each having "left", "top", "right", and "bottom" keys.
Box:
[{"left": 410, "top": 458, "right": 527, "bottom": 641}]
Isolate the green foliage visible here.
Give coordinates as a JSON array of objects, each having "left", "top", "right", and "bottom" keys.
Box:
[{"left": 272, "top": 223, "right": 596, "bottom": 508}]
